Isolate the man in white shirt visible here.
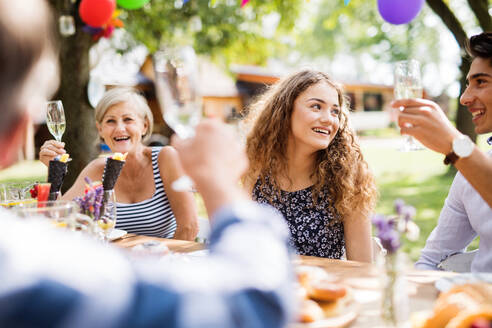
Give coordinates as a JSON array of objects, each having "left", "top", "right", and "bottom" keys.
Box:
[
  {"left": 393, "top": 32, "right": 492, "bottom": 272},
  {"left": 0, "top": 0, "right": 295, "bottom": 326}
]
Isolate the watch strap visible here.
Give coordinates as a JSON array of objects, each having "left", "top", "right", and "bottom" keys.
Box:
[{"left": 444, "top": 152, "right": 459, "bottom": 165}]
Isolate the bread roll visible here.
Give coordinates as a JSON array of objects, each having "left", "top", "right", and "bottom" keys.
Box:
[
  {"left": 308, "top": 279, "right": 347, "bottom": 302},
  {"left": 418, "top": 283, "right": 492, "bottom": 328},
  {"left": 445, "top": 306, "right": 492, "bottom": 328},
  {"left": 298, "top": 299, "right": 324, "bottom": 323}
]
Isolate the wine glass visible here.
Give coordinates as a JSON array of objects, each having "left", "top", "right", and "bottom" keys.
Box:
[
  {"left": 393, "top": 60, "right": 424, "bottom": 152},
  {"left": 153, "top": 46, "right": 201, "bottom": 191},
  {"left": 98, "top": 190, "right": 117, "bottom": 242},
  {"left": 46, "top": 100, "right": 66, "bottom": 142}
]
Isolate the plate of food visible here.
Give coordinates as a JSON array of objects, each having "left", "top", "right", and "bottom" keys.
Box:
[
  {"left": 412, "top": 283, "right": 492, "bottom": 328},
  {"left": 435, "top": 273, "right": 492, "bottom": 292},
  {"left": 291, "top": 266, "right": 359, "bottom": 328}
]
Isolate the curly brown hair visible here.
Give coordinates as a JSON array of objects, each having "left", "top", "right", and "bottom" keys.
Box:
[{"left": 243, "top": 70, "right": 378, "bottom": 221}]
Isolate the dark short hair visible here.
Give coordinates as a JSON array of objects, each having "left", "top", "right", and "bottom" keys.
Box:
[{"left": 466, "top": 32, "right": 492, "bottom": 65}]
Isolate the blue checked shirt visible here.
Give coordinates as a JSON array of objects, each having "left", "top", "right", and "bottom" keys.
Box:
[{"left": 0, "top": 201, "right": 295, "bottom": 328}]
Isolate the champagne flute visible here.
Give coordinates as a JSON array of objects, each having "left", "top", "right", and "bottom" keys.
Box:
[
  {"left": 46, "top": 100, "right": 66, "bottom": 142},
  {"left": 153, "top": 46, "right": 201, "bottom": 191},
  {"left": 393, "top": 60, "right": 424, "bottom": 152}
]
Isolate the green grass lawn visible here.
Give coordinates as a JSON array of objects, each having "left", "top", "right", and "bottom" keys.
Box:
[
  {"left": 361, "top": 133, "right": 492, "bottom": 261},
  {"left": 1, "top": 133, "right": 490, "bottom": 261},
  {"left": 360, "top": 140, "right": 453, "bottom": 261}
]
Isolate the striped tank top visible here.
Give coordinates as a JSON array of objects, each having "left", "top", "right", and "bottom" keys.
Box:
[{"left": 115, "top": 147, "right": 177, "bottom": 238}]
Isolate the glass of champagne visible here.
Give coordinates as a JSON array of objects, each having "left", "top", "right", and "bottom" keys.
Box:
[
  {"left": 98, "top": 190, "right": 117, "bottom": 242},
  {"left": 46, "top": 100, "right": 66, "bottom": 142},
  {"left": 393, "top": 60, "right": 424, "bottom": 152},
  {"left": 153, "top": 45, "right": 201, "bottom": 191}
]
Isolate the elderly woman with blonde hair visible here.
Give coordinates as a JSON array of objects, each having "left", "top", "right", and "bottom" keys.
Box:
[
  {"left": 40, "top": 87, "right": 198, "bottom": 240},
  {"left": 243, "top": 70, "right": 378, "bottom": 262}
]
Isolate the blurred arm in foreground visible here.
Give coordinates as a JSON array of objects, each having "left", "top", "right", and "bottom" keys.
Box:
[{"left": 0, "top": 0, "right": 294, "bottom": 326}]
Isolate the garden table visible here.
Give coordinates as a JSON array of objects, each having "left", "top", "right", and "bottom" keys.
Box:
[{"left": 114, "top": 234, "right": 456, "bottom": 327}]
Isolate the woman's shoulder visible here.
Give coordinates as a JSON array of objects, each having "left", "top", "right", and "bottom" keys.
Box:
[{"left": 156, "top": 145, "right": 179, "bottom": 162}]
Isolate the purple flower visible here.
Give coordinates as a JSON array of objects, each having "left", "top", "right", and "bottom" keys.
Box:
[
  {"left": 373, "top": 199, "right": 419, "bottom": 254},
  {"left": 379, "top": 228, "right": 401, "bottom": 254},
  {"left": 401, "top": 205, "right": 416, "bottom": 222},
  {"left": 372, "top": 214, "right": 401, "bottom": 254},
  {"left": 73, "top": 177, "right": 104, "bottom": 221},
  {"left": 394, "top": 199, "right": 405, "bottom": 215}
]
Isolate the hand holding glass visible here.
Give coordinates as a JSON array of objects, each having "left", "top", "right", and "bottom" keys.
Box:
[
  {"left": 153, "top": 46, "right": 201, "bottom": 191},
  {"left": 394, "top": 60, "right": 424, "bottom": 151},
  {"left": 46, "top": 100, "right": 66, "bottom": 142}
]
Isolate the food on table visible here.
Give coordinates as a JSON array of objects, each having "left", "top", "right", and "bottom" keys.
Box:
[
  {"left": 102, "top": 153, "right": 127, "bottom": 190},
  {"left": 296, "top": 265, "right": 337, "bottom": 289},
  {"left": 307, "top": 279, "right": 347, "bottom": 302},
  {"left": 47, "top": 155, "right": 69, "bottom": 200},
  {"left": 298, "top": 299, "right": 324, "bottom": 323},
  {"left": 295, "top": 265, "right": 351, "bottom": 324},
  {"left": 414, "top": 283, "right": 492, "bottom": 328},
  {"left": 447, "top": 307, "right": 492, "bottom": 328}
]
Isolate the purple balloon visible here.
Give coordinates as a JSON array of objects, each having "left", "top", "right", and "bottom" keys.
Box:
[{"left": 377, "top": 0, "right": 425, "bottom": 25}]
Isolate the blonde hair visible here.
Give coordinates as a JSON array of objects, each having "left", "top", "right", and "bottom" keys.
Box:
[
  {"left": 244, "top": 70, "right": 378, "bottom": 221},
  {"left": 95, "top": 87, "right": 154, "bottom": 142}
]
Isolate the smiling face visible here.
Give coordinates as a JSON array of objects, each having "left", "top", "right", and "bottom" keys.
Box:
[
  {"left": 97, "top": 101, "right": 148, "bottom": 153},
  {"left": 289, "top": 81, "right": 341, "bottom": 153},
  {"left": 460, "top": 57, "right": 492, "bottom": 134}
]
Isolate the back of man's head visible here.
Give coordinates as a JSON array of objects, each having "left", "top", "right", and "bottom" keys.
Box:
[
  {"left": 0, "top": 0, "right": 58, "bottom": 136},
  {"left": 467, "top": 32, "right": 492, "bottom": 65}
]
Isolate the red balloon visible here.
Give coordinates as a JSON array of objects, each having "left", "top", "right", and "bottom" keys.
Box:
[{"left": 79, "top": 0, "right": 116, "bottom": 28}]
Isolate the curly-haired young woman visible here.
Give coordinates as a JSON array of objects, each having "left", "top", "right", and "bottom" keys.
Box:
[{"left": 243, "top": 70, "right": 378, "bottom": 262}]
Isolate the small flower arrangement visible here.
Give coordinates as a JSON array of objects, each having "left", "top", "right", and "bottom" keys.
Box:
[
  {"left": 372, "top": 198, "right": 420, "bottom": 254},
  {"left": 372, "top": 198, "right": 419, "bottom": 326},
  {"left": 73, "top": 177, "right": 104, "bottom": 221}
]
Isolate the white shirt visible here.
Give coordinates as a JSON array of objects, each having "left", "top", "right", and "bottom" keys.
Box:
[{"left": 415, "top": 150, "right": 492, "bottom": 272}]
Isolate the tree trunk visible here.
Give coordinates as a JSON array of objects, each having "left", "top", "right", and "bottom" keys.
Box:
[
  {"left": 426, "top": 0, "right": 479, "bottom": 141},
  {"left": 456, "top": 59, "right": 477, "bottom": 141},
  {"left": 49, "top": 0, "right": 97, "bottom": 192}
]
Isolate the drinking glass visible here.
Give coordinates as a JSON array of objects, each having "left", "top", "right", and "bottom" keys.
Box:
[
  {"left": 0, "top": 181, "right": 37, "bottom": 201},
  {"left": 98, "top": 190, "right": 117, "bottom": 241},
  {"left": 393, "top": 60, "right": 424, "bottom": 152},
  {"left": 153, "top": 46, "right": 201, "bottom": 191},
  {"left": 13, "top": 200, "right": 78, "bottom": 229},
  {"left": 46, "top": 100, "right": 66, "bottom": 142}
]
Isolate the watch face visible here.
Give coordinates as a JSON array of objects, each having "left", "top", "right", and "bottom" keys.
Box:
[{"left": 453, "top": 136, "right": 473, "bottom": 157}]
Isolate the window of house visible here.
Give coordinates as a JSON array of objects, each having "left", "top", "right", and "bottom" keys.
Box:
[{"left": 363, "top": 93, "right": 383, "bottom": 111}]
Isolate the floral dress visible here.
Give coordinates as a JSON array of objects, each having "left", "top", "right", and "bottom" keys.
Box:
[{"left": 252, "top": 176, "right": 345, "bottom": 258}]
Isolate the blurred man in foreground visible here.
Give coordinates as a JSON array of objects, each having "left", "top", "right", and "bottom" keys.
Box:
[
  {"left": 0, "top": 0, "right": 294, "bottom": 326},
  {"left": 394, "top": 32, "right": 492, "bottom": 272}
]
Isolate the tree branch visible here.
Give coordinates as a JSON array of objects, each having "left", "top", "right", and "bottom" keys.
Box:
[
  {"left": 467, "top": 0, "right": 492, "bottom": 31},
  {"left": 426, "top": 0, "right": 468, "bottom": 50}
]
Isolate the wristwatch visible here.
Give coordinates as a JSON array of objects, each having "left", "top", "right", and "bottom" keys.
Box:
[{"left": 444, "top": 135, "right": 474, "bottom": 165}]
